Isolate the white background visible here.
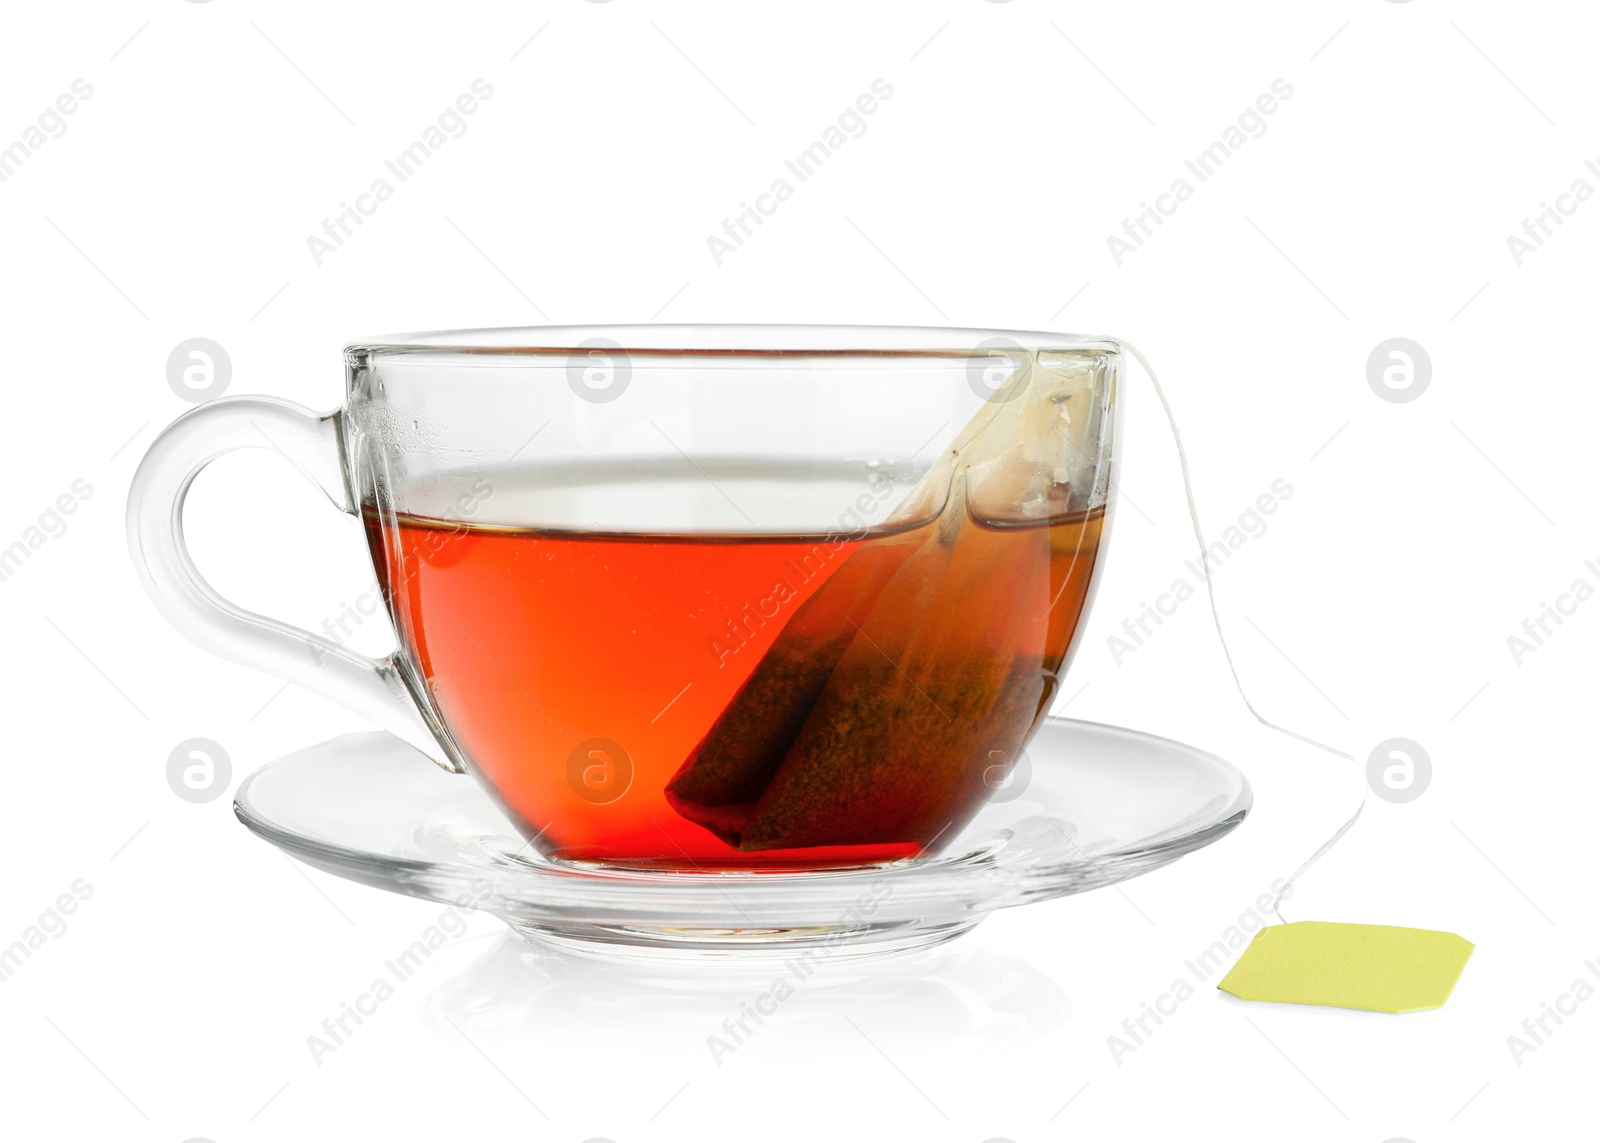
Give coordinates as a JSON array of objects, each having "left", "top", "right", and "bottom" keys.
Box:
[{"left": 1, "top": 1, "right": 1594, "bottom": 1140}]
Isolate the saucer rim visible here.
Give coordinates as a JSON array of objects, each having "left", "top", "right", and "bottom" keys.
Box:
[{"left": 234, "top": 715, "right": 1251, "bottom": 906}]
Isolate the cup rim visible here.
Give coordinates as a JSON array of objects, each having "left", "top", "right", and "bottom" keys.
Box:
[{"left": 345, "top": 323, "right": 1125, "bottom": 361}]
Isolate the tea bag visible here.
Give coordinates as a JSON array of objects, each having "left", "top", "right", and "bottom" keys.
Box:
[
  {"left": 669, "top": 352, "right": 1090, "bottom": 850},
  {"left": 662, "top": 385, "right": 1006, "bottom": 839},
  {"left": 661, "top": 531, "right": 926, "bottom": 831},
  {"left": 736, "top": 476, "right": 1053, "bottom": 849},
  {"left": 737, "top": 373, "right": 1086, "bottom": 850}
]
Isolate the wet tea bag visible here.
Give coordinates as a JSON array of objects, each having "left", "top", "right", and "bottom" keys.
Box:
[
  {"left": 662, "top": 388, "right": 1010, "bottom": 834},
  {"left": 662, "top": 362, "right": 1026, "bottom": 834},
  {"left": 668, "top": 352, "right": 1093, "bottom": 850},
  {"left": 734, "top": 474, "right": 1053, "bottom": 849},
  {"left": 660, "top": 529, "right": 929, "bottom": 838}
]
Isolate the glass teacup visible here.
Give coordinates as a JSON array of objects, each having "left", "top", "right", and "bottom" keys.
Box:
[{"left": 129, "top": 326, "right": 1121, "bottom": 869}]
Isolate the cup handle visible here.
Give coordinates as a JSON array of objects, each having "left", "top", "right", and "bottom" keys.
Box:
[{"left": 126, "top": 396, "right": 459, "bottom": 772}]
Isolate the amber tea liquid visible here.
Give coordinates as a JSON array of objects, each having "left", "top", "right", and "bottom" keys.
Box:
[{"left": 366, "top": 501, "right": 1105, "bottom": 868}]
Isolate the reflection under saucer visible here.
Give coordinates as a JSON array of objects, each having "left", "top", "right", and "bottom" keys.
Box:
[{"left": 424, "top": 930, "right": 1071, "bottom": 1060}]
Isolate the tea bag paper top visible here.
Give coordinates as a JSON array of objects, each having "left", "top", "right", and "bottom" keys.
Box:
[{"left": 1217, "top": 921, "right": 1474, "bottom": 1014}]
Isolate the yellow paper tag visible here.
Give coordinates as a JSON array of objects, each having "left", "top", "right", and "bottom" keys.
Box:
[{"left": 1217, "top": 922, "right": 1474, "bottom": 1013}]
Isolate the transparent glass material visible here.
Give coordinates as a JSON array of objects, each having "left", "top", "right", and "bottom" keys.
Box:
[
  {"left": 129, "top": 326, "right": 1123, "bottom": 872},
  {"left": 235, "top": 718, "right": 1249, "bottom": 961}
]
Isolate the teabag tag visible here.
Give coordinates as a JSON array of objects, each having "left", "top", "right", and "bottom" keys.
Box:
[
  {"left": 1218, "top": 922, "right": 1474, "bottom": 1013},
  {"left": 1122, "top": 341, "right": 1473, "bottom": 1013}
]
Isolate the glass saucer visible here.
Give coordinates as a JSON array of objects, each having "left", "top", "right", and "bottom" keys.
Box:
[{"left": 235, "top": 717, "right": 1250, "bottom": 962}]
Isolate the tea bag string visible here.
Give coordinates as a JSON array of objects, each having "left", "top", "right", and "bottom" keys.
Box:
[{"left": 1118, "top": 340, "right": 1366, "bottom": 925}]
